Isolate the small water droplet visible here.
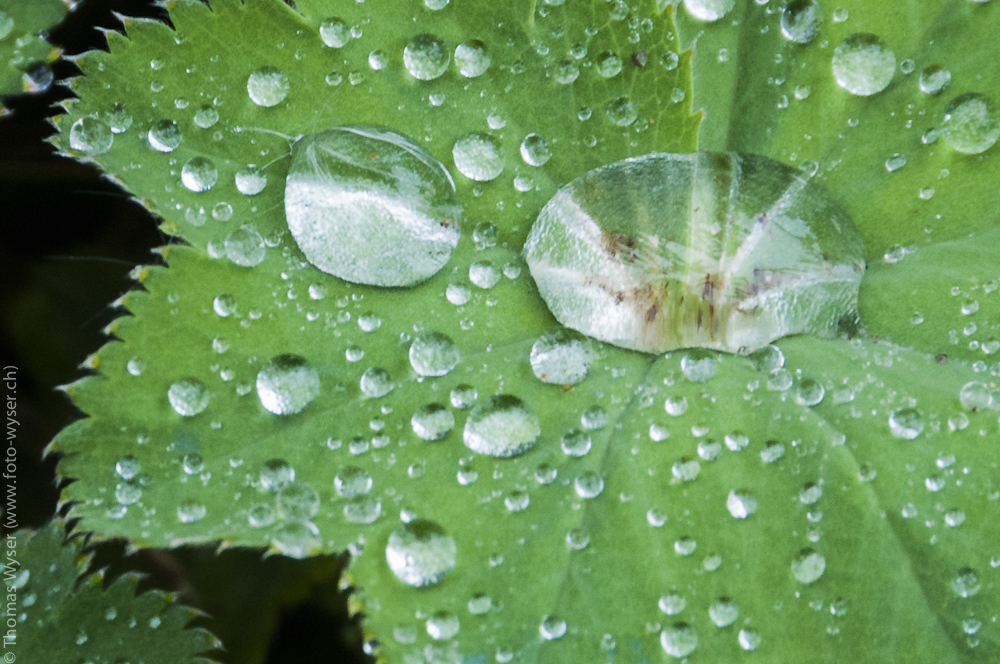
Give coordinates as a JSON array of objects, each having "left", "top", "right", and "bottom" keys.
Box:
[
  {"left": 795, "top": 378, "right": 826, "bottom": 406},
  {"left": 468, "top": 593, "right": 492, "bottom": 615},
  {"left": 360, "top": 367, "right": 394, "bottom": 398},
  {"left": 680, "top": 350, "right": 717, "bottom": 382},
  {"left": 256, "top": 354, "right": 320, "bottom": 415},
  {"left": 832, "top": 33, "right": 896, "bottom": 96},
  {"left": 658, "top": 592, "right": 686, "bottom": 615},
  {"left": 181, "top": 157, "right": 218, "bottom": 192},
  {"left": 225, "top": 226, "right": 266, "bottom": 267},
  {"left": 560, "top": 429, "right": 593, "bottom": 457},
  {"left": 115, "top": 456, "right": 141, "bottom": 480},
  {"left": 952, "top": 568, "right": 981, "bottom": 598},
  {"left": 888, "top": 407, "right": 924, "bottom": 439},
  {"left": 726, "top": 490, "right": 757, "bottom": 519},
  {"left": 738, "top": 629, "right": 762, "bottom": 651},
  {"left": 942, "top": 92, "right": 1000, "bottom": 155},
  {"left": 247, "top": 66, "right": 289, "bottom": 107},
  {"left": 919, "top": 64, "right": 951, "bottom": 95},
  {"left": 605, "top": 96, "right": 638, "bottom": 126},
  {"left": 70, "top": 117, "right": 113, "bottom": 155},
  {"left": 168, "top": 378, "right": 210, "bottom": 416},
  {"left": 319, "top": 17, "right": 351, "bottom": 48},
  {"left": 453, "top": 132, "right": 505, "bottom": 181},
  {"left": 520, "top": 133, "right": 552, "bottom": 167},
  {"left": 708, "top": 598, "right": 739, "bottom": 627},
  {"left": 660, "top": 622, "right": 698, "bottom": 657},
  {"left": 683, "top": 0, "right": 735, "bottom": 22},
  {"left": 574, "top": 470, "right": 604, "bottom": 498},
  {"left": 781, "top": 0, "right": 822, "bottom": 44},
  {"left": 530, "top": 328, "right": 592, "bottom": 385},
  {"left": 581, "top": 405, "right": 609, "bottom": 430},
  {"left": 791, "top": 548, "right": 826, "bottom": 584},
  {"left": 463, "top": 395, "right": 541, "bottom": 457},
  {"left": 235, "top": 166, "right": 267, "bottom": 195},
  {"left": 450, "top": 384, "right": 478, "bottom": 409},
  {"left": 271, "top": 520, "right": 321, "bottom": 558},
  {"left": 260, "top": 458, "right": 295, "bottom": 491},
  {"left": 469, "top": 260, "right": 501, "bottom": 289},
  {"left": 277, "top": 482, "right": 320, "bottom": 520},
  {"left": 148, "top": 119, "right": 182, "bottom": 152},
  {"left": 411, "top": 403, "right": 456, "bottom": 440},
  {"left": 404, "top": 33, "right": 450, "bottom": 80},
  {"left": 595, "top": 50, "right": 623, "bottom": 78},
  {"left": 539, "top": 615, "right": 568, "bottom": 640},
  {"left": 385, "top": 519, "right": 457, "bottom": 587},
  {"left": 454, "top": 40, "right": 490, "bottom": 78},
  {"left": 177, "top": 499, "right": 207, "bottom": 523}
]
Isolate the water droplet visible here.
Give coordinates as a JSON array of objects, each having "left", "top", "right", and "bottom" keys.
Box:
[
  {"left": 181, "top": 157, "right": 218, "bottom": 192},
  {"left": 945, "top": 508, "right": 966, "bottom": 527},
  {"left": 225, "top": 226, "right": 266, "bottom": 267},
  {"left": 248, "top": 503, "right": 276, "bottom": 527},
  {"left": 277, "top": 482, "right": 320, "bottom": 520},
  {"left": 360, "top": 367, "right": 394, "bottom": 398},
  {"left": 738, "top": 629, "right": 762, "bottom": 651},
  {"left": 463, "top": 395, "right": 540, "bottom": 457},
  {"left": 560, "top": 429, "right": 592, "bottom": 457},
  {"left": 565, "top": 527, "right": 590, "bottom": 550},
  {"left": 959, "top": 381, "right": 995, "bottom": 411},
  {"left": 780, "top": 0, "right": 822, "bottom": 44},
  {"left": 680, "top": 350, "right": 717, "bottom": 382},
  {"left": 832, "top": 33, "right": 896, "bottom": 96},
  {"left": 942, "top": 92, "right": 1000, "bottom": 155},
  {"left": 247, "top": 66, "right": 289, "bottom": 107},
  {"left": 520, "top": 133, "right": 552, "bottom": 167},
  {"left": 596, "top": 51, "right": 623, "bottom": 78},
  {"left": 168, "top": 378, "right": 210, "bottom": 416},
  {"left": 235, "top": 166, "right": 267, "bottom": 195},
  {"left": 919, "top": 64, "right": 951, "bottom": 95},
  {"left": 554, "top": 59, "right": 580, "bottom": 84},
  {"left": 334, "top": 466, "right": 372, "bottom": 497},
  {"left": 791, "top": 548, "right": 826, "bottom": 584},
  {"left": 683, "top": 0, "right": 735, "bottom": 22},
  {"left": 319, "top": 17, "right": 350, "bottom": 48},
  {"left": 523, "top": 153, "right": 865, "bottom": 354},
  {"left": 469, "top": 260, "right": 501, "bottom": 289},
  {"left": 260, "top": 458, "right": 295, "bottom": 491},
  {"left": 271, "top": 520, "right": 321, "bottom": 558},
  {"left": 403, "top": 33, "right": 450, "bottom": 80},
  {"left": 795, "top": 379, "right": 825, "bottom": 406},
  {"left": 407, "top": 332, "right": 459, "bottom": 377},
  {"left": 574, "top": 470, "right": 605, "bottom": 498},
  {"left": 671, "top": 458, "right": 701, "bottom": 482},
  {"left": 660, "top": 622, "right": 698, "bottom": 657},
  {"left": 385, "top": 519, "right": 457, "bottom": 587},
  {"left": 658, "top": 592, "right": 686, "bottom": 615},
  {"left": 884, "top": 153, "right": 907, "bottom": 172},
  {"left": 213, "top": 293, "right": 237, "bottom": 317},
  {"left": 665, "top": 397, "right": 688, "bottom": 416},
  {"left": 530, "top": 328, "right": 592, "bottom": 385},
  {"left": 800, "top": 482, "right": 822, "bottom": 504},
  {"left": 697, "top": 439, "right": 722, "bottom": 461},
  {"left": 605, "top": 96, "right": 638, "bottom": 126},
  {"left": 426, "top": 611, "right": 460, "bottom": 640},
  {"left": 505, "top": 490, "right": 530, "bottom": 512},
  {"left": 539, "top": 615, "right": 568, "bottom": 640},
  {"left": 454, "top": 40, "right": 490, "bottom": 78},
  {"left": 343, "top": 495, "right": 382, "bottom": 524},
  {"left": 115, "top": 481, "right": 141, "bottom": 505},
  {"left": 888, "top": 407, "right": 924, "bottom": 439},
  {"left": 182, "top": 453, "right": 204, "bottom": 474},
  {"left": 453, "top": 132, "right": 505, "bottom": 181},
  {"left": 581, "top": 405, "right": 609, "bottom": 430},
  {"left": 708, "top": 598, "right": 739, "bottom": 627},
  {"left": 69, "top": 117, "right": 113, "bottom": 155},
  {"left": 115, "top": 456, "right": 140, "bottom": 480},
  {"left": 0, "top": 12, "right": 14, "bottom": 41},
  {"left": 193, "top": 104, "right": 219, "bottom": 129},
  {"left": 411, "top": 403, "right": 456, "bottom": 441},
  {"left": 952, "top": 568, "right": 981, "bottom": 598},
  {"left": 286, "top": 126, "right": 461, "bottom": 287},
  {"left": 256, "top": 354, "right": 320, "bottom": 415},
  {"left": 148, "top": 119, "right": 182, "bottom": 152},
  {"left": 450, "top": 384, "right": 478, "bottom": 409},
  {"left": 177, "top": 499, "right": 207, "bottom": 523},
  {"left": 726, "top": 490, "right": 757, "bottom": 519},
  {"left": 468, "top": 593, "right": 493, "bottom": 615},
  {"left": 760, "top": 440, "right": 785, "bottom": 463}
]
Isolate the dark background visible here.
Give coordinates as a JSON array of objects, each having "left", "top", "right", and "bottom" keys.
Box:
[{"left": 0, "top": 1, "right": 367, "bottom": 661}]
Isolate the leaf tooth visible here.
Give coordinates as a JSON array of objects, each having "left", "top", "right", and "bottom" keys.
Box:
[{"left": 80, "top": 353, "right": 101, "bottom": 371}]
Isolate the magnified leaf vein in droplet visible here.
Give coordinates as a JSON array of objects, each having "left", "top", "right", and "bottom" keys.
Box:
[
  {"left": 523, "top": 152, "right": 866, "bottom": 354},
  {"left": 285, "top": 126, "right": 462, "bottom": 287}
]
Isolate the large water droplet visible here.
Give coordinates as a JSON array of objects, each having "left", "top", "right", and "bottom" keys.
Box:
[
  {"left": 560, "top": 429, "right": 592, "bottom": 457},
  {"left": 463, "top": 395, "right": 540, "bottom": 457},
  {"left": 385, "top": 519, "right": 457, "bottom": 587},
  {"left": 919, "top": 64, "right": 951, "bottom": 95},
  {"left": 256, "top": 354, "right": 320, "bottom": 415},
  {"left": 605, "top": 96, "right": 638, "bottom": 126},
  {"left": 286, "top": 126, "right": 461, "bottom": 287},
  {"left": 888, "top": 407, "right": 924, "bottom": 439},
  {"left": 660, "top": 622, "right": 698, "bottom": 658},
  {"left": 520, "top": 133, "right": 552, "bottom": 167},
  {"left": 791, "top": 548, "right": 826, "bottom": 584},
  {"left": 680, "top": 350, "right": 717, "bottom": 382},
  {"left": 942, "top": 93, "right": 1000, "bottom": 155},
  {"left": 574, "top": 470, "right": 604, "bottom": 498},
  {"left": 181, "top": 157, "right": 218, "bottom": 192},
  {"left": 168, "top": 378, "right": 209, "bottom": 416},
  {"left": 260, "top": 458, "right": 295, "bottom": 490},
  {"left": 319, "top": 17, "right": 351, "bottom": 48},
  {"left": 360, "top": 367, "right": 394, "bottom": 398},
  {"left": 271, "top": 520, "right": 321, "bottom": 558},
  {"left": 411, "top": 403, "right": 456, "bottom": 440},
  {"left": 530, "top": 328, "right": 592, "bottom": 385},
  {"left": 403, "top": 33, "right": 450, "bottom": 80},
  {"left": 235, "top": 166, "right": 267, "bottom": 195},
  {"left": 247, "top": 66, "right": 290, "bottom": 107},
  {"left": 708, "top": 598, "right": 739, "bottom": 627},
  {"left": 683, "top": 0, "right": 734, "bottom": 21},
  {"left": 523, "top": 152, "right": 865, "bottom": 354},
  {"left": 454, "top": 40, "right": 490, "bottom": 78},
  {"left": 959, "top": 381, "right": 995, "bottom": 411},
  {"left": 780, "top": 0, "right": 822, "bottom": 44},
  {"left": 832, "top": 33, "right": 896, "bottom": 96},
  {"left": 70, "top": 117, "right": 113, "bottom": 155},
  {"left": 148, "top": 119, "right": 182, "bottom": 152},
  {"left": 225, "top": 226, "right": 266, "bottom": 267},
  {"left": 453, "top": 132, "right": 505, "bottom": 181}
]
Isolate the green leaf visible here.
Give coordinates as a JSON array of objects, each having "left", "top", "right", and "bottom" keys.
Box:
[
  {"left": 9, "top": 520, "right": 220, "bottom": 663},
  {"left": 46, "top": 0, "right": 1000, "bottom": 663},
  {"left": 0, "top": 0, "right": 65, "bottom": 108}
]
